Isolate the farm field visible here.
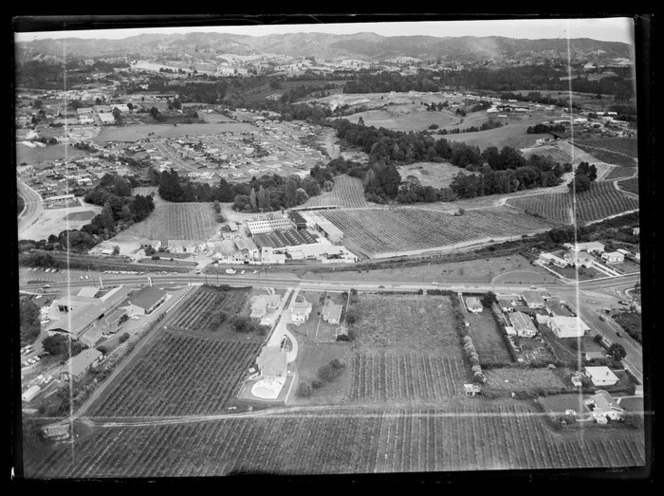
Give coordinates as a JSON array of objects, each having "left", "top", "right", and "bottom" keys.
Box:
[
  {"left": 348, "top": 352, "right": 467, "bottom": 402},
  {"left": 322, "top": 207, "right": 560, "bottom": 257},
  {"left": 617, "top": 177, "right": 639, "bottom": 195},
  {"left": 299, "top": 174, "right": 370, "bottom": 209},
  {"left": 506, "top": 180, "right": 639, "bottom": 225},
  {"left": 87, "top": 329, "right": 262, "bottom": 418},
  {"left": 573, "top": 138, "right": 639, "bottom": 166},
  {"left": 92, "top": 122, "right": 255, "bottom": 143},
  {"left": 15, "top": 143, "right": 90, "bottom": 165},
  {"left": 605, "top": 166, "right": 638, "bottom": 180},
  {"left": 122, "top": 201, "right": 219, "bottom": 242},
  {"left": 167, "top": 285, "right": 251, "bottom": 338},
  {"left": 23, "top": 399, "right": 646, "bottom": 477},
  {"left": 343, "top": 107, "right": 462, "bottom": 132},
  {"left": 483, "top": 367, "right": 571, "bottom": 393},
  {"left": 349, "top": 294, "right": 459, "bottom": 354},
  {"left": 465, "top": 309, "right": 514, "bottom": 366}
]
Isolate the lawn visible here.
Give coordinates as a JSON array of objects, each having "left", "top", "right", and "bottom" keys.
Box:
[
  {"left": 483, "top": 367, "right": 571, "bottom": 393},
  {"left": 539, "top": 393, "right": 590, "bottom": 416},
  {"left": 349, "top": 293, "right": 460, "bottom": 354},
  {"left": 93, "top": 121, "right": 255, "bottom": 143},
  {"left": 15, "top": 143, "right": 90, "bottom": 165},
  {"left": 399, "top": 162, "right": 469, "bottom": 188},
  {"left": 465, "top": 309, "right": 514, "bottom": 366},
  {"left": 289, "top": 341, "right": 354, "bottom": 406}
]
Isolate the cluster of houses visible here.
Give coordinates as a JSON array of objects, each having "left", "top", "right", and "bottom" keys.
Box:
[{"left": 537, "top": 241, "right": 639, "bottom": 274}]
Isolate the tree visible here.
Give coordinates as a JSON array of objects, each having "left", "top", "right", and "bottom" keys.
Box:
[
  {"left": 607, "top": 343, "right": 627, "bottom": 361},
  {"left": 297, "top": 381, "right": 313, "bottom": 397},
  {"left": 568, "top": 174, "right": 592, "bottom": 193},
  {"left": 257, "top": 185, "right": 270, "bottom": 212},
  {"left": 249, "top": 188, "right": 258, "bottom": 212},
  {"left": 576, "top": 161, "right": 598, "bottom": 181}
]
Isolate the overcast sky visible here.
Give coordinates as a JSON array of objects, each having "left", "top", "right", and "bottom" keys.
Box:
[{"left": 14, "top": 16, "right": 635, "bottom": 44}]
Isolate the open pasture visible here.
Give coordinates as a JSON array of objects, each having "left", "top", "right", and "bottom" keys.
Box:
[
  {"left": 465, "top": 309, "right": 514, "bottom": 366},
  {"left": 399, "top": 162, "right": 467, "bottom": 188},
  {"left": 349, "top": 293, "right": 460, "bottom": 354},
  {"left": 322, "top": 207, "right": 559, "bottom": 257},
  {"left": 483, "top": 367, "right": 571, "bottom": 393},
  {"left": 93, "top": 121, "right": 255, "bottom": 143},
  {"left": 122, "top": 202, "right": 218, "bottom": 241},
  {"left": 15, "top": 143, "right": 90, "bottom": 165},
  {"left": 24, "top": 400, "right": 646, "bottom": 478},
  {"left": 87, "top": 329, "right": 261, "bottom": 418},
  {"left": 507, "top": 180, "right": 639, "bottom": 224}
]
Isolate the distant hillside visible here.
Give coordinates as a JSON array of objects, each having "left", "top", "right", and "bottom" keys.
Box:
[{"left": 15, "top": 31, "right": 632, "bottom": 66}]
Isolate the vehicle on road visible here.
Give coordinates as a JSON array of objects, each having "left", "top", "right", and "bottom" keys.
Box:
[{"left": 599, "top": 315, "right": 606, "bottom": 322}]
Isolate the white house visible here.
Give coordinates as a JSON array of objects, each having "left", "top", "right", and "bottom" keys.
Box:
[
  {"left": 522, "top": 291, "right": 546, "bottom": 309},
  {"left": 601, "top": 251, "right": 625, "bottom": 264},
  {"left": 289, "top": 295, "right": 312, "bottom": 325},
  {"left": 566, "top": 242, "right": 605, "bottom": 254},
  {"left": 539, "top": 252, "right": 569, "bottom": 268},
  {"left": 584, "top": 366, "right": 619, "bottom": 387},
  {"left": 585, "top": 390, "right": 625, "bottom": 423},
  {"left": 548, "top": 316, "right": 590, "bottom": 338},
  {"left": 563, "top": 251, "right": 596, "bottom": 268},
  {"left": 464, "top": 296, "right": 483, "bottom": 314}
]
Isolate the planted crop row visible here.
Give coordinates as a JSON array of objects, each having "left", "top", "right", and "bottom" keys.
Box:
[
  {"left": 88, "top": 331, "right": 261, "bottom": 417},
  {"left": 24, "top": 401, "right": 646, "bottom": 478},
  {"left": 322, "top": 207, "right": 558, "bottom": 256},
  {"left": 508, "top": 180, "right": 639, "bottom": 224},
  {"left": 348, "top": 352, "right": 466, "bottom": 402}
]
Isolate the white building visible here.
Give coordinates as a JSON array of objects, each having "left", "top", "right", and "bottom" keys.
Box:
[
  {"left": 508, "top": 311, "right": 538, "bottom": 338},
  {"left": 246, "top": 218, "right": 295, "bottom": 235},
  {"left": 464, "top": 296, "right": 483, "bottom": 314},
  {"left": 601, "top": 251, "right": 625, "bottom": 264},
  {"left": 584, "top": 367, "right": 619, "bottom": 387},
  {"left": 549, "top": 316, "right": 590, "bottom": 338}
]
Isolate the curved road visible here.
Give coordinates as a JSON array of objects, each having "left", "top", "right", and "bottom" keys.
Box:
[{"left": 17, "top": 178, "right": 44, "bottom": 238}]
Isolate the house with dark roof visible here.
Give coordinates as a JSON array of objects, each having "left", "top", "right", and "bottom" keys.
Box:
[
  {"left": 127, "top": 286, "right": 168, "bottom": 315},
  {"left": 585, "top": 390, "right": 624, "bottom": 423}
]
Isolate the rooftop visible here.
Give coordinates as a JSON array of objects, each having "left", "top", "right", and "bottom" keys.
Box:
[{"left": 128, "top": 286, "right": 167, "bottom": 310}]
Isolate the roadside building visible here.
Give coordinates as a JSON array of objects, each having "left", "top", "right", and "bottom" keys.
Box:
[
  {"left": 601, "top": 251, "right": 625, "bottom": 264},
  {"left": 509, "top": 311, "right": 538, "bottom": 338},
  {"left": 126, "top": 286, "right": 167, "bottom": 315},
  {"left": 322, "top": 302, "right": 344, "bottom": 325},
  {"left": 538, "top": 252, "right": 569, "bottom": 268},
  {"left": 584, "top": 366, "right": 619, "bottom": 387},
  {"left": 548, "top": 315, "right": 590, "bottom": 338},
  {"left": 522, "top": 291, "right": 546, "bottom": 309},
  {"left": 290, "top": 295, "right": 312, "bottom": 324},
  {"left": 565, "top": 242, "right": 605, "bottom": 254},
  {"left": 59, "top": 348, "right": 104, "bottom": 382},
  {"left": 22, "top": 385, "right": 42, "bottom": 402},
  {"left": 563, "top": 250, "right": 596, "bottom": 268},
  {"left": 234, "top": 238, "right": 260, "bottom": 262},
  {"left": 464, "top": 296, "right": 483, "bottom": 314}
]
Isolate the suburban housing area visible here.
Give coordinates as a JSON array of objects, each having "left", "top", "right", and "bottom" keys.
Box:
[{"left": 15, "top": 19, "right": 649, "bottom": 480}]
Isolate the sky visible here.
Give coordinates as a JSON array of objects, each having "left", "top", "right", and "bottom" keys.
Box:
[{"left": 14, "top": 16, "right": 635, "bottom": 44}]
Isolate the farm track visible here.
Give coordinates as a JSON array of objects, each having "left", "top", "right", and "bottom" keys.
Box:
[{"left": 26, "top": 400, "right": 646, "bottom": 477}]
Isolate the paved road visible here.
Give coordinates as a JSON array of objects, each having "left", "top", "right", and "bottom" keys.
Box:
[
  {"left": 17, "top": 178, "right": 44, "bottom": 237},
  {"left": 20, "top": 267, "right": 643, "bottom": 381}
]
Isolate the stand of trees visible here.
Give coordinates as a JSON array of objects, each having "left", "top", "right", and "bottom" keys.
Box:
[
  {"left": 154, "top": 168, "right": 322, "bottom": 213},
  {"left": 568, "top": 161, "right": 598, "bottom": 194},
  {"left": 331, "top": 119, "right": 569, "bottom": 203}
]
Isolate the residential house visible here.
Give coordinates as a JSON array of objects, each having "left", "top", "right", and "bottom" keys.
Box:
[
  {"left": 548, "top": 315, "right": 590, "bottom": 338},
  {"left": 464, "top": 296, "right": 484, "bottom": 314},
  {"left": 508, "top": 311, "right": 538, "bottom": 338},
  {"left": 322, "top": 301, "right": 344, "bottom": 325},
  {"left": 539, "top": 252, "right": 569, "bottom": 268},
  {"left": 563, "top": 250, "right": 596, "bottom": 268},
  {"left": 22, "top": 385, "right": 42, "bottom": 402},
  {"left": 290, "top": 296, "right": 312, "bottom": 325},
  {"left": 584, "top": 366, "right": 619, "bottom": 387},
  {"left": 601, "top": 251, "right": 625, "bottom": 264},
  {"left": 565, "top": 242, "right": 605, "bottom": 254},
  {"left": 59, "top": 349, "right": 104, "bottom": 382},
  {"left": 522, "top": 291, "right": 546, "bottom": 309},
  {"left": 585, "top": 390, "right": 624, "bottom": 423},
  {"left": 250, "top": 294, "right": 282, "bottom": 321}
]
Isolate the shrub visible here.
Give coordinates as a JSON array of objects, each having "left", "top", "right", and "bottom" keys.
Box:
[
  {"left": 119, "top": 332, "right": 130, "bottom": 343},
  {"left": 297, "top": 381, "right": 313, "bottom": 397},
  {"left": 311, "top": 379, "right": 323, "bottom": 389}
]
